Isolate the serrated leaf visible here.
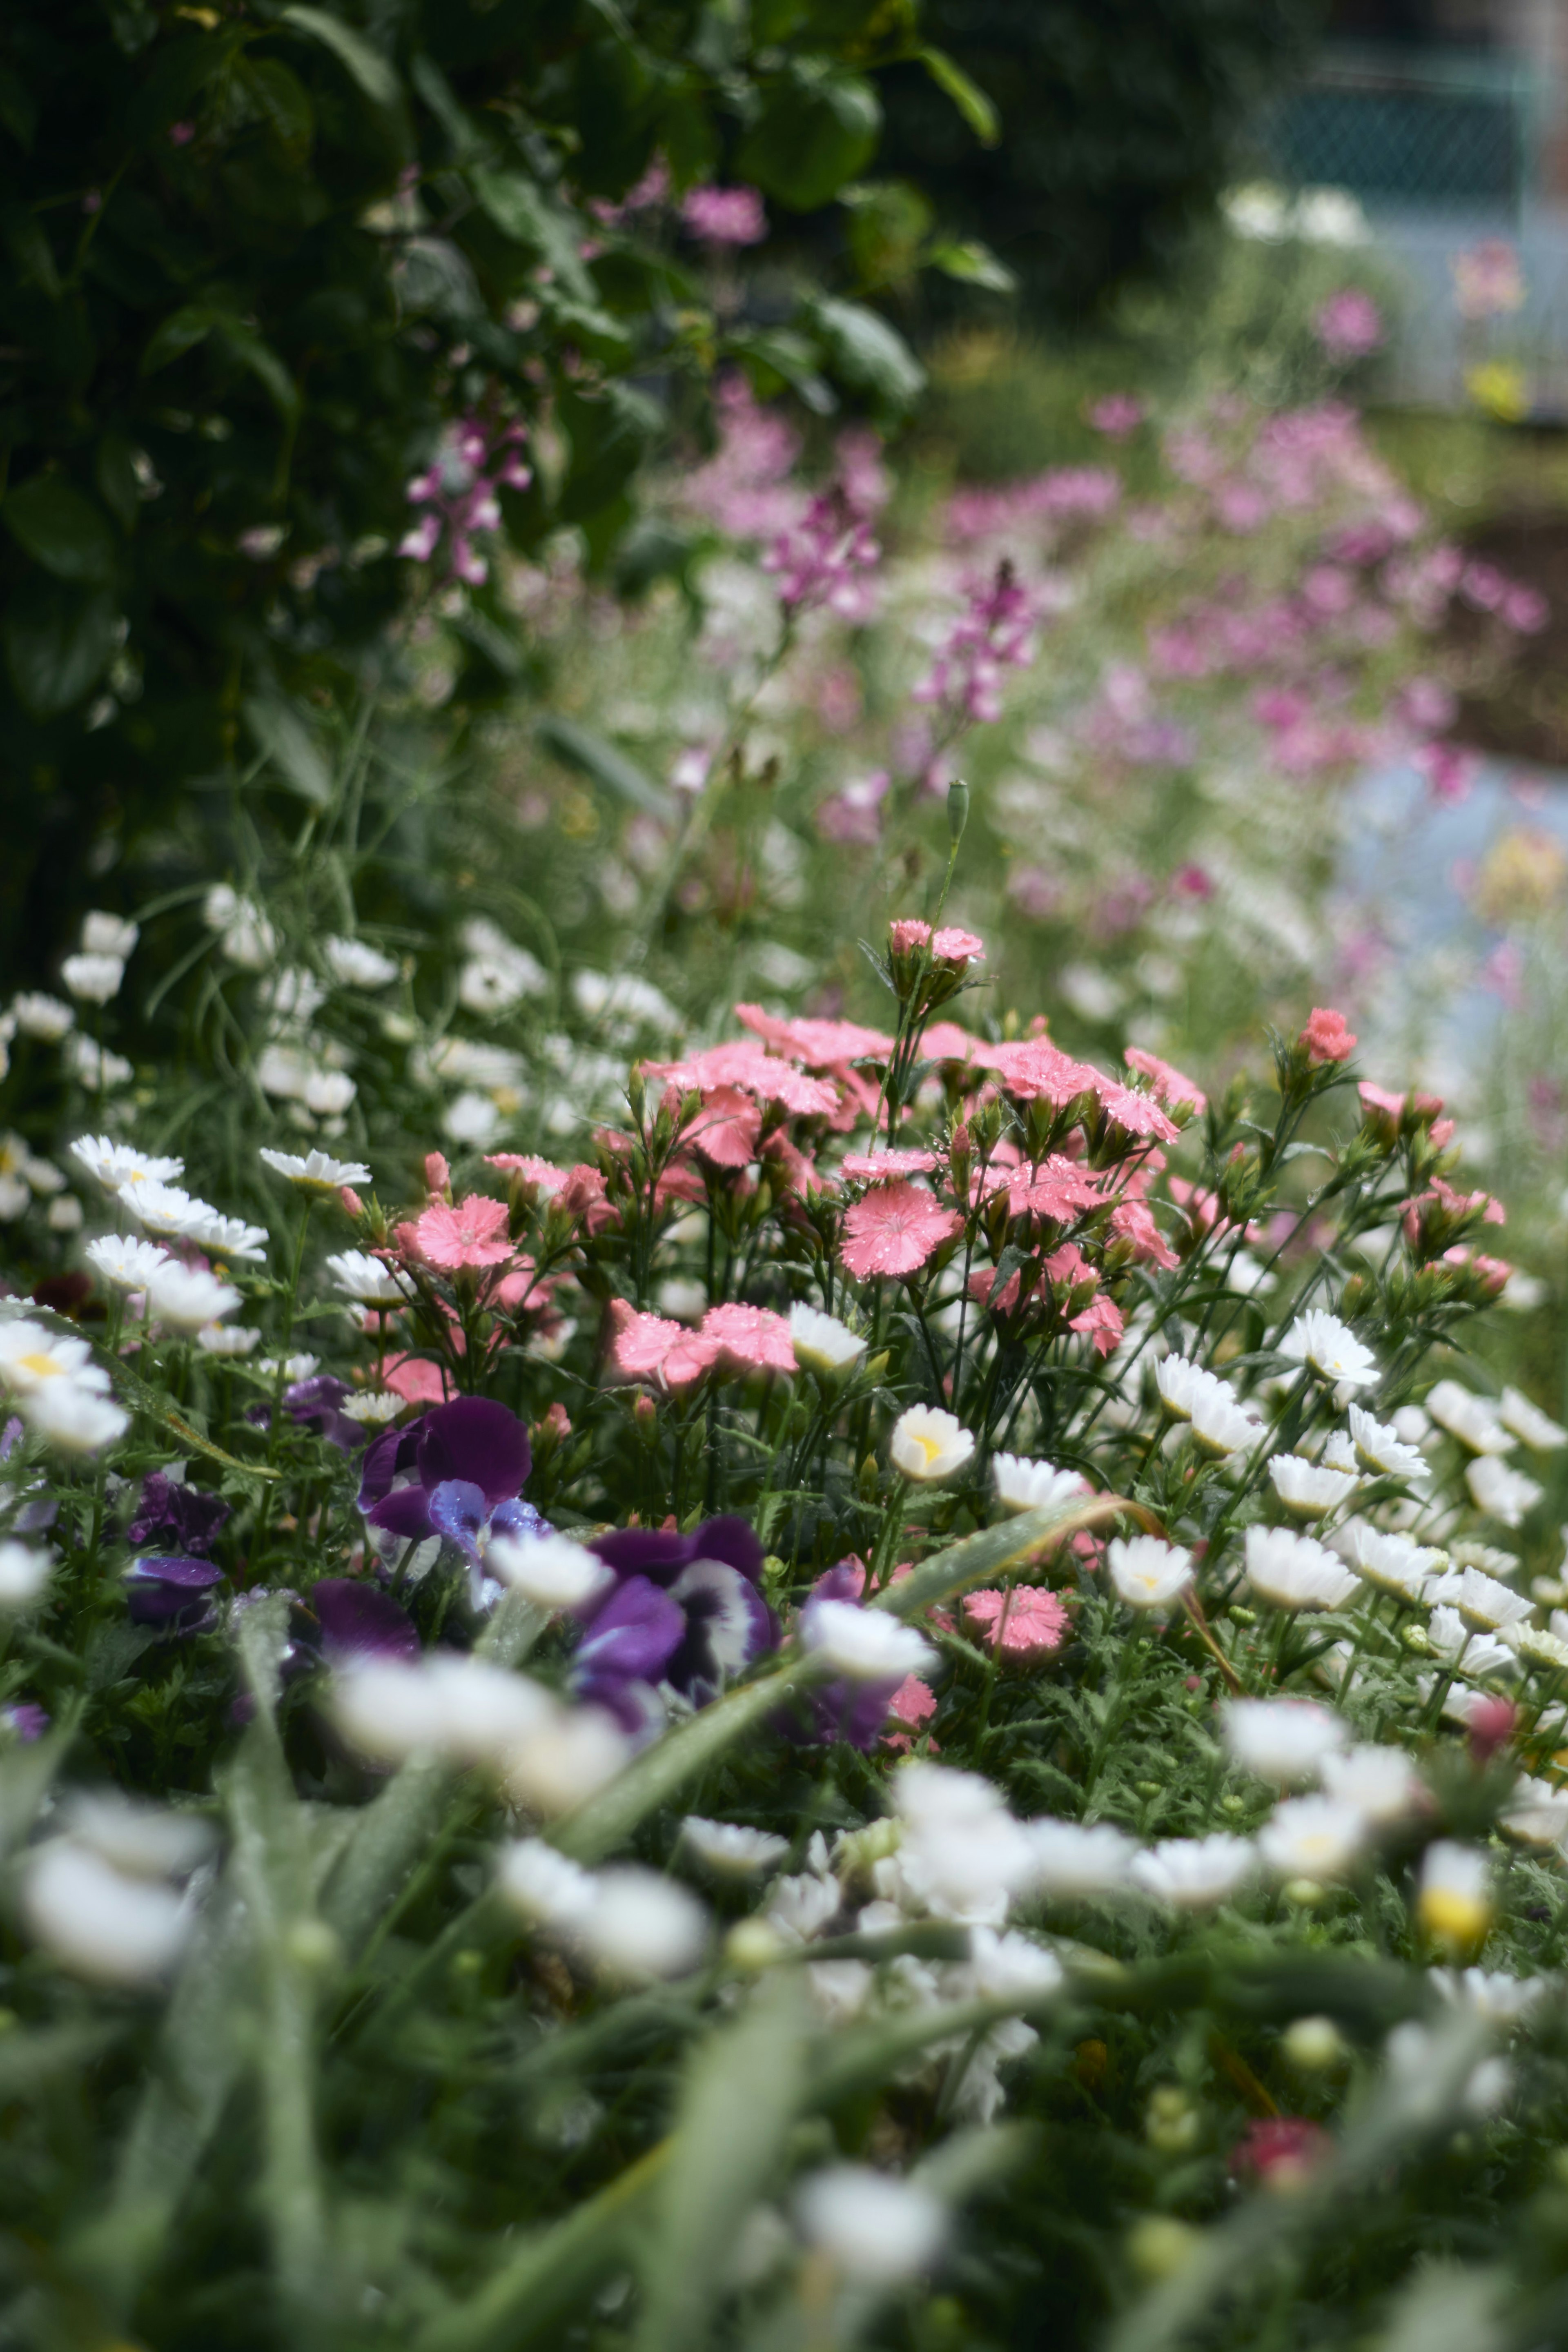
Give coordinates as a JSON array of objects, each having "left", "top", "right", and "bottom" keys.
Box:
[
  {"left": 279, "top": 4, "right": 400, "bottom": 112},
  {"left": 634, "top": 1973, "right": 808, "bottom": 2352},
  {"left": 2, "top": 477, "right": 117, "bottom": 584}
]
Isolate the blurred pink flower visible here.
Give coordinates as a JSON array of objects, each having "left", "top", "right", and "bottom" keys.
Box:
[
  {"left": 682, "top": 184, "right": 767, "bottom": 246},
  {"left": 816, "top": 769, "right": 888, "bottom": 845},
  {"left": 1313, "top": 288, "right": 1384, "bottom": 361},
  {"left": 1125, "top": 1047, "right": 1206, "bottom": 1116},
  {"left": 1301, "top": 1007, "right": 1356, "bottom": 1065},
  {"left": 701, "top": 1302, "right": 796, "bottom": 1376},
  {"left": 1087, "top": 392, "right": 1145, "bottom": 437},
  {"left": 1452, "top": 238, "right": 1524, "bottom": 319},
  {"left": 932, "top": 926, "right": 984, "bottom": 966}
]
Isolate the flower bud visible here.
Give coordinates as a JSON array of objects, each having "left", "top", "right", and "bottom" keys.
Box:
[{"left": 946, "top": 777, "right": 969, "bottom": 844}]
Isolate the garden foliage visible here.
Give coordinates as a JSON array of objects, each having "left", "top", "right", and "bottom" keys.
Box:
[{"left": 0, "top": 0, "right": 958, "bottom": 984}]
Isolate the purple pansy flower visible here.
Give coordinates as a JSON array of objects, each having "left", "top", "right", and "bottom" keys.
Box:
[
  {"left": 572, "top": 1516, "right": 776, "bottom": 1735},
  {"left": 125, "top": 1553, "right": 227, "bottom": 1632},
  {"left": 312, "top": 1576, "right": 421, "bottom": 1664},
  {"left": 128, "top": 1470, "right": 231, "bottom": 1557},
  {"left": 793, "top": 1562, "right": 909, "bottom": 1751},
  {"left": 361, "top": 1396, "right": 546, "bottom": 1607},
  {"left": 247, "top": 1375, "right": 366, "bottom": 1454}
]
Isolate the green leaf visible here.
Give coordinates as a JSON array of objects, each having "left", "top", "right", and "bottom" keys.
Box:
[
  {"left": 471, "top": 168, "right": 592, "bottom": 301},
  {"left": 216, "top": 320, "right": 300, "bottom": 420},
  {"left": 918, "top": 45, "right": 1000, "bottom": 146},
  {"left": 2, "top": 581, "right": 117, "bottom": 716},
  {"left": 96, "top": 433, "right": 143, "bottom": 535},
  {"left": 727, "top": 327, "right": 837, "bottom": 415},
  {"left": 141, "top": 302, "right": 218, "bottom": 374},
  {"left": 2, "top": 200, "right": 57, "bottom": 295},
  {"left": 0, "top": 1705, "right": 79, "bottom": 1860},
  {"left": 736, "top": 63, "right": 881, "bottom": 212},
  {"left": 875, "top": 1493, "right": 1151, "bottom": 1624},
  {"left": 278, "top": 5, "right": 401, "bottom": 113},
  {"left": 803, "top": 294, "right": 925, "bottom": 419},
  {"left": 2, "top": 477, "right": 118, "bottom": 584},
  {"left": 0, "top": 65, "right": 39, "bottom": 149},
  {"left": 243, "top": 693, "right": 332, "bottom": 806},
  {"left": 634, "top": 1974, "right": 810, "bottom": 2352},
  {"left": 929, "top": 237, "right": 1017, "bottom": 295},
  {"left": 535, "top": 713, "right": 674, "bottom": 817},
  {"left": 247, "top": 58, "right": 314, "bottom": 161}
]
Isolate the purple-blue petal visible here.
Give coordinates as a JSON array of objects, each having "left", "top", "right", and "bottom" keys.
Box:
[
  {"left": 575, "top": 1575, "right": 685, "bottom": 1689},
  {"left": 125, "top": 1554, "right": 225, "bottom": 1628},
  {"left": 127, "top": 1554, "right": 227, "bottom": 1590},
  {"left": 589, "top": 1526, "right": 693, "bottom": 1586},
  {"left": 358, "top": 1416, "right": 428, "bottom": 1513},
  {"left": 366, "top": 1486, "right": 437, "bottom": 1543},
  {"left": 127, "top": 1470, "right": 231, "bottom": 1557},
  {"left": 489, "top": 1497, "right": 550, "bottom": 1545},
  {"left": 687, "top": 1515, "right": 765, "bottom": 1585},
  {"left": 313, "top": 1577, "right": 420, "bottom": 1663},
  {"left": 417, "top": 1397, "right": 531, "bottom": 1507},
  {"left": 664, "top": 1560, "right": 775, "bottom": 1704},
  {"left": 427, "top": 1478, "right": 488, "bottom": 1562}
]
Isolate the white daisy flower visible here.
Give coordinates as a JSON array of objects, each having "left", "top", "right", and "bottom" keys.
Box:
[
  {"left": 85, "top": 1234, "right": 171, "bottom": 1292},
  {"left": 338, "top": 1391, "right": 405, "bottom": 1425},
  {"left": 11, "top": 992, "right": 75, "bottom": 1040},
  {"left": 1281, "top": 1309, "right": 1377, "bottom": 1388},
  {"left": 1320, "top": 1743, "right": 1425, "bottom": 1825},
  {"left": 0, "top": 1541, "right": 52, "bottom": 1608},
  {"left": 1269, "top": 1454, "right": 1359, "bottom": 1519},
  {"left": 1189, "top": 1380, "right": 1263, "bottom": 1458},
  {"left": 788, "top": 1301, "right": 867, "bottom": 1376},
  {"left": 1466, "top": 1454, "right": 1543, "bottom": 1528},
  {"left": 1258, "top": 1795, "right": 1366, "bottom": 1881},
  {"left": 795, "top": 2165, "right": 946, "bottom": 2285},
  {"left": 196, "top": 1323, "right": 261, "bottom": 1356},
  {"left": 1224, "top": 1697, "right": 1345, "bottom": 1785},
  {"left": 678, "top": 1817, "right": 791, "bottom": 1879},
  {"left": 1427, "top": 1607, "right": 1517, "bottom": 1681},
  {"left": 1129, "top": 1834, "right": 1256, "bottom": 1909},
  {"left": 801, "top": 1599, "right": 935, "bottom": 1682},
  {"left": 1426, "top": 1379, "right": 1512, "bottom": 1455},
  {"left": 60, "top": 953, "right": 125, "bottom": 1005},
  {"left": 1347, "top": 1403, "right": 1428, "bottom": 1479},
  {"left": 1498, "top": 1386, "right": 1567, "bottom": 1451},
  {"left": 323, "top": 1250, "right": 416, "bottom": 1307},
  {"left": 203, "top": 885, "right": 275, "bottom": 971},
  {"left": 22, "top": 1381, "right": 128, "bottom": 1455},
  {"left": 1106, "top": 1535, "right": 1193, "bottom": 1610},
  {"left": 81, "top": 911, "right": 139, "bottom": 960},
  {"left": 1154, "top": 1353, "right": 1207, "bottom": 1419},
  {"left": 889, "top": 1404, "right": 975, "bottom": 1485},
  {"left": 1499, "top": 1774, "right": 1568, "bottom": 1847},
  {"left": 259, "top": 1147, "right": 372, "bottom": 1194},
  {"left": 1337, "top": 1521, "right": 1446, "bottom": 1604},
  {"left": 486, "top": 1530, "right": 608, "bottom": 1612},
  {"left": 1021, "top": 1817, "right": 1136, "bottom": 1898},
  {"left": 1243, "top": 1525, "right": 1360, "bottom": 1611},
  {"left": 1452, "top": 1566, "right": 1532, "bottom": 1634},
  {"left": 146, "top": 1263, "right": 243, "bottom": 1334},
  {"left": 991, "top": 1454, "right": 1089, "bottom": 1516},
  {"left": 323, "top": 935, "right": 400, "bottom": 989}
]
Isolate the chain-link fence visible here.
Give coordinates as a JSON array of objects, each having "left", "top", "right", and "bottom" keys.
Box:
[{"left": 1258, "top": 46, "right": 1542, "bottom": 218}]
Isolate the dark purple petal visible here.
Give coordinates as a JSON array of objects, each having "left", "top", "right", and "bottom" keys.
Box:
[
  {"left": 812, "top": 1561, "right": 864, "bottom": 1605},
  {"left": 366, "top": 1485, "right": 437, "bottom": 1543},
  {"left": 0, "top": 1417, "right": 23, "bottom": 1460},
  {"left": 427, "top": 1478, "right": 488, "bottom": 1562},
  {"left": 589, "top": 1526, "right": 694, "bottom": 1586},
  {"left": 489, "top": 1497, "right": 550, "bottom": 1546},
  {"left": 579, "top": 1676, "right": 668, "bottom": 1744},
  {"left": 127, "top": 1470, "right": 231, "bottom": 1558},
  {"left": 125, "top": 1554, "right": 226, "bottom": 1628},
  {"left": 816, "top": 1677, "right": 902, "bottom": 1752},
  {"left": 687, "top": 1515, "right": 766, "bottom": 1586},
  {"left": 575, "top": 1575, "right": 685, "bottom": 1689},
  {"left": 417, "top": 1398, "right": 531, "bottom": 1507},
  {"left": 358, "top": 1416, "right": 428, "bottom": 1513},
  {"left": 285, "top": 1374, "right": 350, "bottom": 1419},
  {"left": 313, "top": 1577, "right": 420, "bottom": 1663}
]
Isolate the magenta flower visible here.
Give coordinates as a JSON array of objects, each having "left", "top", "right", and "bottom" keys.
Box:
[
  {"left": 682, "top": 184, "right": 767, "bottom": 247},
  {"left": 1088, "top": 392, "right": 1145, "bottom": 437},
  {"left": 913, "top": 560, "right": 1040, "bottom": 725},
  {"left": 360, "top": 1396, "right": 543, "bottom": 1605},
  {"left": 1125, "top": 1047, "right": 1206, "bottom": 1118},
  {"left": 841, "top": 1146, "right": 939, "bottom": 1182},
  {"left": 816, "top": 769, "right": 889, "bottom": 845},
  {"left": 1313, "top": 289, "right": 1384, "bottom": 361},
  {"left": 931, "top": 926, "right": 984, "bottom": 967},
  {"left": 840, "top": 1181, "right": 961, "bottom": 1281},
  {"left": 399, "top": 416, "right": 531, "bottom": 584}
]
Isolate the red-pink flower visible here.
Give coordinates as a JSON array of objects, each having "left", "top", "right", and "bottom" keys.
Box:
[
  {"left": 1232, "top": 2118, "right": 1332, "bottom": 2192},
  {"left": 1443, "top": 1246, "right": 1512, "bottom": 1294},
  {"left": 646, "top": 1041, "right": 839, "bottom": 1119},
  {"left": 980, "top": 1037, "right": 1100, "bottom": 1107},
  {"left": 486, "top": 1152, "right": 569, "bottom": 1194},
  {"left": 1125, "top": 1046, "right": 1207, "bottom": 1117},
  {"left": 604, "top": 1301, "right": 715, "bottom": 1390},
  {"left": 1111, "top": 1197, "right": 1179, "bottom": 1270},
  {"left": 931, "top": 925, "right": 984, "bottom": 966},
  {"left": 841, "top": 1146, "right": 939, "bottom": 1182},
  {"left": 1096, "top": 1081, "right": 1181, "bottom": 1144},
  {"left": 699, "top": 1302, "right": 797, "bottom": 1376},
  {"left": 840, "top": 1181, "right": 961, "bottom": 1280},
  {"left": 400, "top": 1194, "right": 512, "bottom": 1269},
  {"left": 921, "top": 1020, "right": 976, "bottom": 1062},
  {"left": 962, "top": 1586, "right": 1069, "bottom": 1660},
  {"left": 1071, "top": 1295, "right": 1125, "bottom": 1356},
  {"left": 734, "top": 1002, "right": 896, "bottom": 1069},
  {"left": 882, "top": 1673, "right": 938, "bottom": 1752},
  {"left": 686, "top": 1084, "right": 762, "bottom": 1169},
  {"left": 1300, "top": 1007, "right": 1356, "bottom": 1064},
  {"left": 1004, "top": 1157, "right": 1106, "bottom": 1223},
  {"left": 381, "top": 1353, "right": 450, "bottom": 1404},
  {"left": 889, "top": 918, "right": 931, "bottom": 955}
]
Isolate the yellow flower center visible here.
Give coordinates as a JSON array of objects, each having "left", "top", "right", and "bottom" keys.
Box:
[{"left": 17, "top": 1352, "right": 62, "bottom": 1379}]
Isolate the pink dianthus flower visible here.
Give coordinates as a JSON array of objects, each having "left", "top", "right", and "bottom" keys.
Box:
[
  {"left": 401, "top": 1194, "right": 512, "bottom": 1269},
  {"left": 931, "top": 926, "right": 984, "bottom": 966},
  {"left": 962, "top": 1585, "right": 1069, "bottom": 1660},
  {"left": 840, "top": 1180, "right": 961, "bottom": 1280},
  {"left": 1300, "top": 1007, "right": 1356, "bottom": 1065}
]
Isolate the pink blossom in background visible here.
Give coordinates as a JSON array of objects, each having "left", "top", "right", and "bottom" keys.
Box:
[
  {"left": 1313, "top": 288, "right": 1385, "bottom": 361},
  {"left": 841, "top": 1147, "right": 939, "bottom": 1181},
  {"left": 840, "top": 1180, "right": 961, "bottom": 1280},
  {"left": 1413, "top": 742, "right": 1481, "bottom": 806},
  {"left": 681, "top": 376, "right": 802, "bottom": 539},
  {"left": 1087, "top": 393, "right": 1146, "bottom": 437},
  {"left": 885, "top": 1675, "right": 937, "bottom": 1729},
  {"left": 1395, "top": 675, "right": 1458, "bottom": 733},
  {"left": 1071, "top": 1295, "right": 1125, "bottom": 1356},
  {"left": 682, "top": 184, "right": 767, "bottom": 246},
  {"left": 399, "top": 1195, "right": 513, "bottom": 1270},
  {"left": 1172, "top": 864, "right": 1214, "bottom": 900},
  {"left": 399, "top": 415, "right": 530, "bottom": 584},
  {"left": 1481, "top": 938, "right": 1526, "bottom": 1009},
  {"left": 1007, "top": 865, "right": 1063, "bottom": 920},
  {"left": 382, "top": 1354, "right": 450, "bottom": 1405},
  {"left": 1503, "top": 584, "right": 1549, "bottom": 633},
  {"left": 1452, "top": 237, "right": 1525, "bottom": 318},
  {"left": 913, "top": 560, "right": 1040, "bottom": 724},
  {"left": 889, "top": 919, "right": 931, "bottom": 956},
  {"left": 963, "top": 1585, "right": 1070, "bottom": 1659},
  {"left": 815, "top": 768, "right": 889, "bottom": 845},
  {"left": 763, "top": 483, "right": 881, "bottom": 619},
  {"left": 1301, "top": 1007, "right": 1356, "bottom": 1064},
  {"left": 647, "top": 1040, "right": 839, "bottom": 1118},
  {"left": 733, "top": 1004, "right": 896, "bottom": 1068},
  {"left": 169, "top": 120, "right": 195, "bottom": 145},
  {"left": 932, "top": 927, "right": 985, "bottom": 966},
  {"left": 1231, "top": 2118, "right": 1334, "bottom": 2191},
  {"left": 815, "top": 664, "right": 863, "bottom": 731},
  {"left": 701, "top": 1302, "right": 797, "bottom": 1377},
  {"left": 590, "top": 154, "right": 670, "bottom": 224}
]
